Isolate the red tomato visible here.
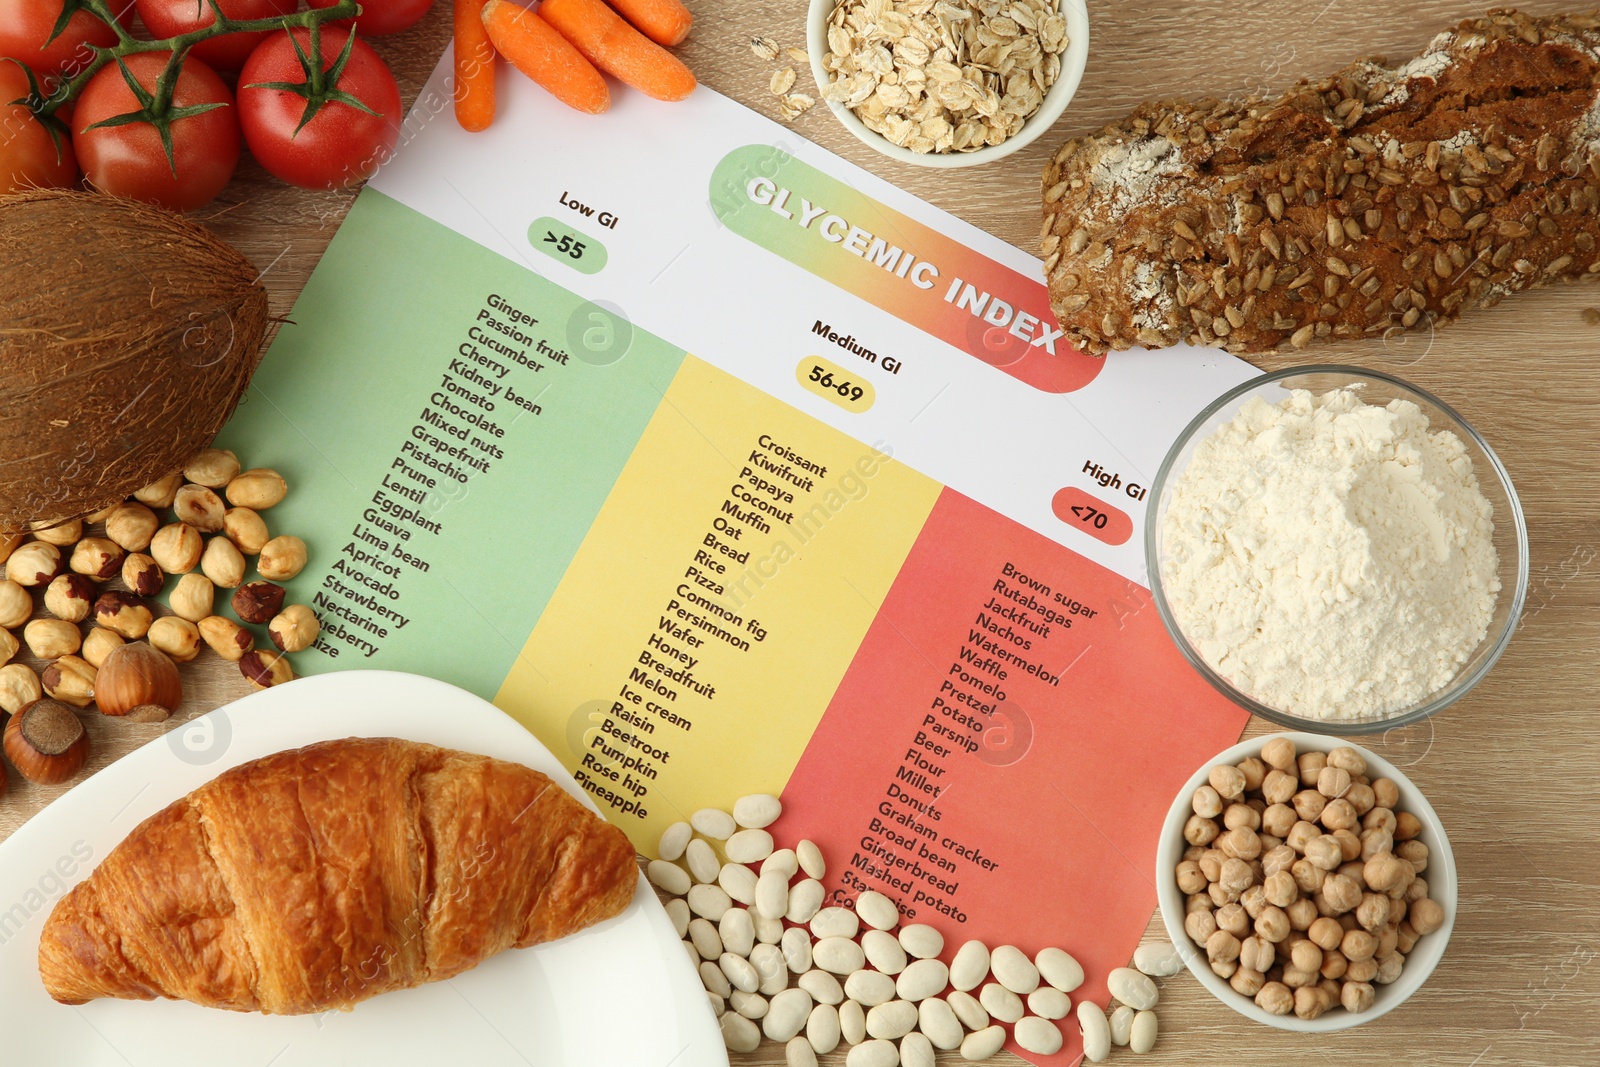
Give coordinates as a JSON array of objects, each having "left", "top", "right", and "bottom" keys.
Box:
[
  {"left": 307, "top": 0, "right": 435, "bottom": 37},
  {"left": 134, "top": 0, "right": 297, "bottom": 73},
  {"left": 72, "top": 52, "right": 240, "bottom": 211},
  {"left": 237, "top": 27, "right": 400, "bottom": 190},
  {"left": 0, "top": 61, "right": 77, "bottom": 192},
  {"left": 0, "top": 0, "right": 135, "bottom": 77}
]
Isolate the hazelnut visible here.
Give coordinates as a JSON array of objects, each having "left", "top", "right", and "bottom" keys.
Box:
[
  {"left": 0, "top": 533, "right": 23, "bottom": 566},
  {"left": 240, "top": 648, "right": 294, "bottom": 689},
  {"left": 124, "top": 704, "right": 172, "bottom": 723},
  {"left": 150, "top": 523, "right": 203, "bottom": 574},
  {"left": 95, "top": 642, "right": 182, "bottom": 717},
  {"left": 233, "top": 581, "right": 286, "bottom": 624},
  {"left": 133, "top": 472, "right": 183, "bottom": 508},
  {"left": 227, "top": 468, "right": 287, "bottom": 510},
  {"left": 44, "top": 572, "right": 95, "bottom": 620},
  {"left": 5, "top": 540, "right": 62, "bottom": 586},
  {"left": 84, "top": 503, "right": 120, "bottom": 523},
  {"left": 28, "top": 518, "right": 83, "bottom": 546},
  {"left": 173, "top": 483, "right": 226, "bottom": 532},
  {"left": 269, "top": 604, "right": 320, "bottom": 653},
  {"left": 93, "top": 590, "right": 154, "bottom": 639},
  {"left": 24, "top": 618, "right": 82, "bottom": 660},
  {"left": 147, "top": 617, "right": 201, "bottom": 663},
  {"left": 222, "top": 507, "right": 270, "bottom": 555},
  {"left": 258, "top": 535, "right": 307, "bottom": 581},
  {"left": 41, "top": 655, "right": 96, "bottom": 707},
  {"left": 69, "top": 536, "right": 125, "bottom": 581},
  {"left": 0, "top": 662, "right": 43, "bottom": 713},
  {"left": 0, "top": 578, "right": 33, "bottom": 628},
  {"left": 81, "top": 627, "right": 125, "bottom": 668},
  {"left": 104, "top": 502, "right": 160, "bottom": 552},
  {"left": 121, "top": 553, "right": 165, "bottom": 597},
  {"left": 183, "top": 448, "right": 241, "bottom": 489},
  {"left": 3, "top": 698, "right": 89, "bottom": 784},
  {"left": 200, "top": 536, "right": 246, "bottom": 589},
  {"left": 169, "top": 572, "right": 216, "bottom": 622},
  {"left": 0, "top": 626, "right": 16, "bottom": 666},
  {"left": 198, "top": 615, "right": 253, "bottom": 661}
]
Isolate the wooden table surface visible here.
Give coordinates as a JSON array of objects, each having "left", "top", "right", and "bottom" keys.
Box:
[{"left": 4, "top": 1, "right": 1598, "bottom": 1064}]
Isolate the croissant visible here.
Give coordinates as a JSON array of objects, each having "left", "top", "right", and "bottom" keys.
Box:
[{"left": 38, "top": 737, "right": 638, "bottom": 1014}]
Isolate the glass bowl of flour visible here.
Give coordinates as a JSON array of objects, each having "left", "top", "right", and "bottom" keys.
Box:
[{"left": 1147, "top": 365, "right": 1528, "bottom": 733}]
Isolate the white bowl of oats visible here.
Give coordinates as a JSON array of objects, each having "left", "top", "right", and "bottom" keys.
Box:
[{"left": 806, "top": 0, "right": 1089, "bottom": 167}]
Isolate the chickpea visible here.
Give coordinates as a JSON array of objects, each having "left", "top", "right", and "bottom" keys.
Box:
[
  {"left": 1396, "top": 839, "right": 1429, "bottom": 873},
  {"left": 1239, "top": 935, "right": 1275, "bottom": 972},
  {"left": 1260, "top": 736, "right": 1296, "bottom": 772},
  {"left": 1364, "top": 853, "right": 1415, "bottom": 895},
  {"left": 1281, "top": 966, "right": 1317, "bottom": 989},
  {"left": 1321, "top": 798, "right": 1359, "bottom": 832},
  {"left": 1317, "top": 766, "right": 1353, "bottom": 799},
  {"left": 1360, "top": 828, "right": 1394, "bottom": 861},
  {"left": 1326, "top": 746, "right": 1367, "bottom": 776},
  {"left": 1408, "top": 897, "right": 1446, "bottom": 936},
  {"left": 1223, "top": 802, "right": 1261, "bottom": 831},
  {"left": 1262, "top": 802, "right": 1297, "bottom": 838},
  {"left": 1263, "top": 870, "right": 1298, "bottom": 908},
  {"left": 1395, "top": 921, "right": 1421, "bottom": 954},
  {"left": 1285, "top": 898, "right": 1318, "bottom": 932},
  {"left": 1255, "top": 982, "right": 1294, "bottom": 1016},
  {"left": 1255, "top": 905, "right": 1291, "bottom": 943},
  {"left": 1317, "top": 873, "right": 1362, "bottom": 916},
  {"left": 1308, "top": 917, "right": 1345, "bottom": 950},
  {"left": 1210, "top": 958, "right": 1239, "bottom": 980},
  {"left": 1363, "top": 807, "right": 1398, "bottom": 835},
  {"left": 1220, "top": 858, "right": 1254, "bottom": 894},
  {"left": 1260, "top": 769, "right": 1298, "bottom": 805},
  {"left": 1394, "top": 811, "right": 1423, "bottom": 841},
  {"left": 1186, "top": 910, "right": 1219, "bottom": 945},
  {"left": 1198, "top": 849, "right": 1225, "bottom": 882},
  {"left": 1294, "top": 986, "right": 1334, "bottom": 1020},
  {"left": 1261, "top": 844, "right": 1296, "bottom": 876},
  {"left": 1209, "top": 880, "right": 1242, "bottom": 907},
  {"left": 1375, "top": 925, "right": 1400, "bottom": 960},
  {"left": 1219, "top": 826, "right": 1262, "bottom": 861},
  {"left": 1230, "top": 967, "right": 1266, "bottom": 997},
  {"left": 1332, "top": 828, "right": 1363, "bottom": 861},
  {"left": 1184, "top": 815, "right": 1220, "bottom": 846},
  {"left": 1236, "top": 756, "right": 1267, "bottom": 792},
  {"left": 1341, "top": 980, "right": 1376, "bottom": 1013},
  {"left": 1216, "top": 903, "right": 1251, "bottom": 937},
  {"left": 1304, "top": 835, "right": 1343, "bottom": 871},
  {"left": 1344, "top": 782, "right": 1376, "bottom": 815},
  {"left": 1372, "top": 778, "right": 1401, "bottom": 809},
  {"left": 1182, "top": 844, "right": 1207, "bottom": 862},
  {"left": 1290, "top": 940, "right": 1323, "bottom": 974},
  {"left": 1187, "top": 893, "right": 1214, "bottom": 914},
  {"left": 1405, "top": 876, "right": 1429, "bottom": 903},
  {"left": 1286, "top": 820, "right": 1321, "bottom": 853},
  {"left": 1292, "top": 790, "right": 1327, "bottom": 823},
  {"left": 1209, "top": 764, "right": 1246, "bottom": 800},
  {"left": 1241, "top": 884, "right": 1268, "bottom": 919},
  {"left": 1206, "top": 930, "right": 1242, "bottom": 964},
  {"left": 1292, "top": 859, "right": 1327, "bottom": 895},
  {"left": 1297, "top": 751, "right": 1327, "bottom": 786},
  {"left": 1322, "top": 948, "right": 1350, "bottom": 979},
  {"left": 1340, "top": 929, "right": 1377, "bottom": 963},
  {"left": 1259, "top": 833, "right": 1284, "bottom": 854},
  {"left": 1177, "top": 860, "right": 1208, "bottom": 894}
]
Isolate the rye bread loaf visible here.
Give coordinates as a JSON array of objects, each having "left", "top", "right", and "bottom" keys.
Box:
[{"left": 1040, "top": 7, "right": 1600, "bottom": 355}]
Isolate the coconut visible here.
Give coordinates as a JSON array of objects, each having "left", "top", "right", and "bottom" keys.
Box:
[{"left": 0, "top": 189, "right": 268, "bottom": 533}]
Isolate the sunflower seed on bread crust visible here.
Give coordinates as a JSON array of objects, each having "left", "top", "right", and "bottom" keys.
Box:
[{"left": 1040, "top": 7, "right": 1600, "bottom": 355}]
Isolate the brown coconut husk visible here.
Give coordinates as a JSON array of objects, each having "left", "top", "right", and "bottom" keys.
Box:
[{"left": 0, "top": 189, "right": 269, "bottom": 534}]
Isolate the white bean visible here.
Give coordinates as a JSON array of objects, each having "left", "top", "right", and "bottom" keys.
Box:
[
  {"left": 846, "top": 1039, "right": 899, "bottom": 1067},
  {"left": 895, "top": 958, "right": 949, "bottom": 1002},
  {"left": 797, "top": 838, "right": 826, "bottom": 879},
  {"left": 685, "top": 839, "right": 720, "bottom": 884},
  {"left": 700, "top": 960, "right": 731, "bottom": 998},
  {"left": 719, "top": 862, "right": 758, "bottom": 905},
  {"left": 1027, "top": 986, "right": 1071, "bottom": 1019},
  {"left": 683, "top": 940, "right": 700, "bottom": 970},
  {"left": 782, "top": 926, "right": 813, "bottom": 973},
  {"left": 917, "top": 997, "right": 963, "bottom": 1050},
  {"left": 756, "top": 913, "right": 785, "bottom": 945},
  {"left": 799, "top": 968, "right": 844, "bottom": 1005},
  {"left": 752, "top": 943, "right": 789, "bottom": 995},
  {"left": 862, "top": 929, "right": 907, "bottom": 975},
  {"left": 807, "top": 1002, "right": 842, "bottom": 1054},
  {"left": 647, "top": 859, "right": 691, "bottom": 896},
  {"left": 787, "top": 879, "right": 825, "bottom": 924},
  {"left": 756, "top": 872, "right": 790, "bottom": 919},
  {"left": 1036, "top": 946, "right": 1085, "bottom": 993},
  {"left": 733, "top": 793, "right": 782, "bottom": 829},
  {"left": 764, "top": 987, "right": 814, "bottom": 1042},
  {"left": 949, "top": 940, "right": 990, "bottom": 991},
  {"left": 946, "top": 989, "right": 989, "bottom": 1030},
  {"left": 720, "top": 908, "right": 755, "bottom": 957},
  {"left": 708, "top": 991, "right": 725, "bottom": 1017},
  {"left": 658, "top": 821, "right": 692, "bottom": 861},
  {"left": 839, "top": 999, "right": 867, "bottom": 1045},
  {"left": 856, "top": 890, "right": 899, "bottom": 931},
  {"left": 866, "top": 999, "right": 917, "bottom": 1040},
  {"left": 1133, "top": 941, "right": 1185, "bottom": 977},
  {"left": 978, "top": 981, "right": 1023, "bottom": 1023},
  {"left": 726, "top": 828, "right": 775, "bottom": 864},
  {"left": 1107, "top": 967, "right": 1159, "bottom": 1011},
  {"left": 844, "top": 968, "right": 896, "bottom": 1006},
  {"left": 692, "top": 808, "right": 736, "bottom": 839},
  {"left": 764, "top": 848, "right": 799, "bottom": 879},
  {"left": 900, "top": 1031, "right": 935, "bottom": 1067},
  {"left": 721, "top": 952, "right": 760, "bottom": 993},
  {"left": 1015, "top": 1015, "right": 1064, "bottom": 1055},
  {"left": 665, "top": 897, "right": 690, "bottom": 938},
  {"left": 687, "top": 884, "right": 732, "bottom": 922},
  {"left": 811, "top": 906, "right": 860, "bottom": 940},
  {"left": 688, "top": 917, "right": 722, "bottom": 960},
  {"left": 1130, "top": 1009, "right": 1158, "bottom": 1053},
  {"left": 731, "top": 989, "right": 768, "bottom": 1019},
  {"left": 1109, "top": 1004, "right": 1134, "bottom": 1046},
  {"left": 1078, "top": 1001, "right": 1112, "bottom": 1063},
  {"left": 897, "top": 924, "right": 944, "bottom": 960},
  {"left": 991, "top": 944, "right": 1041, "bottom": 994},
  {"left": 720, "top": 1011, "right": 759, "bottom": 1053},
  {"left": 959, "top": 1025, "right": 1006, "bottom": 1062},
  {"left": 787, "top": 1034, "right": 818, "bottom": 1067}
]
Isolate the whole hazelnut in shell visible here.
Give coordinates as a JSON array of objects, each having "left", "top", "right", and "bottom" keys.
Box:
[{"left": 95, "top": 642, "right": 183, "bottom": 718}]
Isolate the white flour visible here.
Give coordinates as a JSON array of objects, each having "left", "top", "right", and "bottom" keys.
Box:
[{"left": 1160, "top": 388, "right": 1500, "bottom": 719}]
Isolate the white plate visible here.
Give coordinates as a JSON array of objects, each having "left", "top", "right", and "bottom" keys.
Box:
[{"left": 0, "top": 671, "right": 727, "bottom": 1067}]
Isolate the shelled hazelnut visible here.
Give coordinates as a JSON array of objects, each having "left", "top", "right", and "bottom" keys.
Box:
[
  {"left": 183, "top": 448, "right": 240, "bottom": 489},
  {"left": 41, "top": 655, "right": 97, "bottom": 708},
  {"left": 149, "top": 523, "right": 203, "bottom": 574},
  {"left": 240, "top": 648, "right": 294, "bottom": 689},
  {"left": 222, "top": 506, "right": 270, "bottom": 555},
  {"left": 198, "top": 616, "right": 253, "bottom": 661},
  {"left": 104, "top": 502, "right": 159, "bottom": 552},
  {"left": 93, "top": 591, "right": 154, "bottom": 639},
  {"left": 268, "top": 605, "right": 320, "bottom": 653},
  {"left": 148, "top": 617, "right": 202, "bottom": 663},
  {"left": 233, "top": 581, "right": 286, "bottom": 624},
  {"left": 0, "top": 533, "right": 23, "bottom": 565},
  {"left": 169, "top": 573, "right": 216, "bottom": 623},
  {"left": 69, "top": 536, "right": 124, "bottom": 581},
  {"left": 0, "top": 663, "right": 42, "bottom": 714},
  {"left": 227, "top": 468, "right": 287, "bottom": 510},
  {"left": 133, "top": 472, "right": 182, "bottom": 509},
  {"left": 258, "top": 536, "right": 307, "bottom": 581},
  {"left": 29, "top": 518, "right": 82, "bottom": 547},
  {"left": 44, "top": 574, "right": 96, "bottom": 622},
  {"left": 200, "top": 536, "right": 246, "bottom": 589},
  {"left": 0, "top": 627, "right": 17, "bottom": 667},
  {"left": 121, "top": 553, "right": 164, "bottom": 597},
  {"left": 0, "top": 579, "right": 33, "bottom": 629},
  {"left": 173, "top": 484, "right": 226, "bottom": 532},
  {"left": 24, "top": 618, "right": 82, "bottom": 660},
  {"left": 3, "top": 698, "right": 89, "bottom": 784},
  {"left": 81, "top": 627, "right": 124, "bottom": 669},
  {"left": 5, "top": 540, "right": 62, "bottom": 586}
]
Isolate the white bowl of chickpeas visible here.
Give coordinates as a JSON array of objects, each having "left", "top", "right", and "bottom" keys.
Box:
[{"left": 1155, "top": 733, "right": 1456, "bottom": 1032}]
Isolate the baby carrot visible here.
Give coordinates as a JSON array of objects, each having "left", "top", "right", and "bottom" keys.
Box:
[
  {"left": 481, "top": 0, "right": 610, "bottom": 115},
  {"left": 454, "top": 0, "right": 497, "bottom": 131},
  {"left": 539, "top": 0, "right": 697, "bottom": 102},
  {"left": 605, "top": 0, "right": 694, "bottom": 47}
]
